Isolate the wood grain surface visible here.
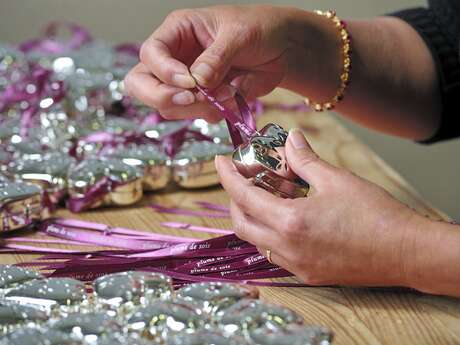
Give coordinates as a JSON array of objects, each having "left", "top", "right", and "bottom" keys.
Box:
[{"left": 2, "top": 89, "right": 458, "bottom": 345}]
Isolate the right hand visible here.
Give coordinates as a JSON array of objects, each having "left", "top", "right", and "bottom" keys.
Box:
[{"left": 124, "top": 5, "right": 341, "bottom": 122}]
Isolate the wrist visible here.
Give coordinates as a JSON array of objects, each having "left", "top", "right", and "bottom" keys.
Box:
[
  {"left": 281, "top": 9, "right": 344, "bottom": 101},
  {"left": 396, "top": 212, "right": 431, "bottom": 290},
  {"left": 403, "top": 216, "right": 460, "bottom": 296}
]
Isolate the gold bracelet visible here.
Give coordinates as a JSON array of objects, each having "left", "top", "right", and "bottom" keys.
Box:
[{"left": 305, "top": 10, "right": 352, "bottom": 112}]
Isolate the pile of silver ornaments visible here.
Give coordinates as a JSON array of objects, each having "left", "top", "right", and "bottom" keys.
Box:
[
  {"left": 0, "top": 28, "right": 235, "bottom": 226},
  {"left": 0, "top": 265, "right": 333, "bottom": 344}
]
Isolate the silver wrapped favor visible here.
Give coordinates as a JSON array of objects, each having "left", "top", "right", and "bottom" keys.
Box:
[
  {"left": 4, "top": 277, "right": 87, "bottom": 315},
  {"left": 0, "top": 265, "right": 43, "bottom": 296},
  {"left": 177, "top": 282, "right": 259, "bottom": 315},
  {"left": 67, "top": 157, "right": 143, "bottom": 210},
  {"left": 217, "top": 299, "right": 303, "bottom": 335},
  {"left": 108, "top": 144, "right": 170, "bottom": 191},
  {"left": 93, "top": 271, "right": 173, "bottom": 315},
  {"left": 127, "top": 300, "right": 208, "bottom": 340},
  {"left": 0, "top": 180, "right": 48, "bottom": 232},
  {"left": 172, "top": 141, "right": 233, "bottom": 188},
  {"left": 191, "top": 119, "right": 231, "bottom": 145},
  {"left": 0, "top": 301, "right": 48, "bottom": 336},
  {"left": 50, "top": 312, "right": 122, "bottom": 343},
  {"left": 233, "top": 123, "right": 309, "bottom": 199},
  {"left": 0, "top": 327, "right": 80, "bottom": 345},
  {"left": 6, "top": 152, "right": 75, "bottom": 204},
  {"left": 166, "top": 329, "right": 250, "bottom": 345}
]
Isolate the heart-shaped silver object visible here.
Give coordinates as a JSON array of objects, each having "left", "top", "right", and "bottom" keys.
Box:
[
  {"left": 166, "top": 329, "right": 250, "bottom": 345},
  {"left": 217, "top": 299, "right": 303, "bottom": 335},
  {"left": 0, "top": 180, "right": 47, "bottom": 232},
  {"left": 127, "top": 300, "right": 208, "bottom": 338},
  {"left": 191, "top": 119, "right": 231, "bottom": 145},
  {"left": 0, "top": 301, "right": 48, "bottom": 336},
  {"left": 67, "top": 157, "right": 143, "bottom": 209},
  {"left": 172, "top": 141, "right": 233, "bottom": 189},
  {"left": 177, "top": 282, "right": 259, "bottom": 315},
  {"left": 108, "top": 144, "right": 170, "bottom": 191},
  {"left": 232, "top": 123, "right": 309, "bottom": 199},
  {"left": 93, "top": 271, "right": 173, "bottom": 316},
  {"left": 0, "top": 265, "right": 43, "bottom": 295},
  {"left": 6, "top": 152, "right": 75, "bottom": 203},
  {"left": 1, "top": 327, "right": 80, "bottom": 345},
  {"left": 5, "top": 277, "right": 87, "bottom": 315},
  {"left": 51, "top": 312, "right": 122, "bottom": 340}
]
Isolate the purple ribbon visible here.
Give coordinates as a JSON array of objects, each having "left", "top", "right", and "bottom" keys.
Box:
[
  {"left": 19, "top": 22, "right": 92, "bottom": 54},
  {"left": 67, "top": 176, "right": 121, "bottom": 213},
  {"left": 195, "top": 85, "right": 257, "bottom": 148}
]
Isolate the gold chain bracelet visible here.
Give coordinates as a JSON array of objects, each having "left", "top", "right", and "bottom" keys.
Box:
[{"left": 305, "top": 10, "right": 352, "bottom": 112}]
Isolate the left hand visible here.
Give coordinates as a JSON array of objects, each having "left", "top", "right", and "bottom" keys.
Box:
[{"left": 215, "top": 129, "right": 423, "bottom": 287}]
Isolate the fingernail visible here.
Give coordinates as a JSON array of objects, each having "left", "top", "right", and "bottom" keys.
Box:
[
  {"left": 191, "top": 63, "right": 213, "bottom": 85},
  {"left": 172, "top": 73, "right": 196, "bottom": 89},
  {"left": 215, "top": 155, "right": 223, "bottom": 168},
  {"left": 172, "top": 90, "right": 195, "bottom": 105},
  {"left": 289, "top": 129, "right": 309, "bottom": 149},
  {"left": 215, "top": 85, "right": 236, "bottom": 102},
  {"left": 121, "top": 79, "right": 132, "bottom": 97},
  {"left": 195, "top": 91, "right": 205, "bottom": 102}
]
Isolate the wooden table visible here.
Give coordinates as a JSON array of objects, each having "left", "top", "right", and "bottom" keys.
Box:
[{"left": 2, "top": 89, "right": 459, "bottom": 345}]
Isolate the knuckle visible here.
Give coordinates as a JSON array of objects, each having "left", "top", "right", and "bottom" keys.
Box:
[
  {"left": 232, "top": 188, "right": 248, "bottom": 207},
  {"left": 233, "top": 22, "right": 258, "bottom": 43},
  {"left": 139, "top": 41, "right": 151, "bottom": 64},
  {"left": 167, "top": 8, "right": 192, "bottom": 22},
  {"left": 284, "top": 209, "right": 302, "bottom": 236},
  {"left": 232, "top": 218, "right": 247, "bottom": 240}
]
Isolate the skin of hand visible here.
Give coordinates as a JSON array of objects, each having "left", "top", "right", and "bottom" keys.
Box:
[
  {"left": 123, "top": 5, "right": 342, "bottom": 122},
  {"left": 125, "top": 4, "right": 441, "bottom": 138},
  {"left": 216, "top": 129, "right": 460, "bottom": 297}
]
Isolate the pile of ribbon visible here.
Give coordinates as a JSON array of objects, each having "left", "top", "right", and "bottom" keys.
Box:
[{"left": 2, "top": 202, "right": 306, "bottom": 288}]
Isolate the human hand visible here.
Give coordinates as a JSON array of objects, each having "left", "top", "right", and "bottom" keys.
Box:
[
  {"left": 124, "top": 5, "right": 342, "bottom": 122},
  {"left": 215, "top": 129, "right": 423, "bottom": 287}
]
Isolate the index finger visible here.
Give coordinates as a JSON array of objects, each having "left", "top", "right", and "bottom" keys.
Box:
[
  {"left": 215, "top": 155, "right": 289, "bottom": 229},
  {"left": 140, "top": 18, "right": 196, "bottom": 89}
]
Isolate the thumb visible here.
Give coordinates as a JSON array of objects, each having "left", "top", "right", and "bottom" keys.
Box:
[
  {"left": 285, "top": 129, "right": 337, "bottom": 188},
  {"left": 190, "top": 29, "right": 242, "bottom": 88}
]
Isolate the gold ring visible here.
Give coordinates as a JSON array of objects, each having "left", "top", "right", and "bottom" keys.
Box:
[{"left": 266, "top": 249, "right": 273, "bottom": 264}]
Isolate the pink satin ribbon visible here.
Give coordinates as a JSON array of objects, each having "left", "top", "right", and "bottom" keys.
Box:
[{"left": 19, "top": 22, "right": 92, "bottom": 54}]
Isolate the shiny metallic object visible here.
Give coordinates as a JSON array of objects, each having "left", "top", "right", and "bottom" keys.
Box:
[
  {"left": 232, "top": 123, "right": 309, "bottom": 198},
  {"left": 108, "top": 144, "right": 170, "bottom": 191},
  {"left": 0, "top": 301, "right": 48, "bottom": 336},
  {"left": 191, "top": 119, "right": 231, "bottom": 144},
  {"left": 177, "top": 282, "right": 259, "bottom": 315},
  {"left": 51, "top": 312, "right": 122, "bottom": 342},
  {"left": 0, "top": 327, "right": 79, "bottom": 345},
  {"left": 0, "top": 265, "right": 43, "bottom": 296},
  {"left": 67, "top": 158, "right": 143, "bottom": 209},
  {"left": 93, "top": 271, "right": 173, "bottom": 316},
  {"left": 0, "top": 180, "right": 48, "bottom": 232},
  {"left": 5, "top": 278, "right": 87, "bottom": 315},
  {"left": 217, "top": 299, "right": 304, "bottom": 335},
  {"left": 172, "top": 141, "right": 233, "bottom": 188},
  {"left": 127, "top": 300, "right": 208, "bottom": 339},
  {"left": 6, "top": 152, "right": 75, "bottom": 204},
  {"left": 166, "top": 329, "right": 250, "bottom": 345}
]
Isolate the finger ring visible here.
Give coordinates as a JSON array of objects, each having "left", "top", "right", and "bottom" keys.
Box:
[{"left": 266, "top": 249, "right": 273, "bottom": 264}]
